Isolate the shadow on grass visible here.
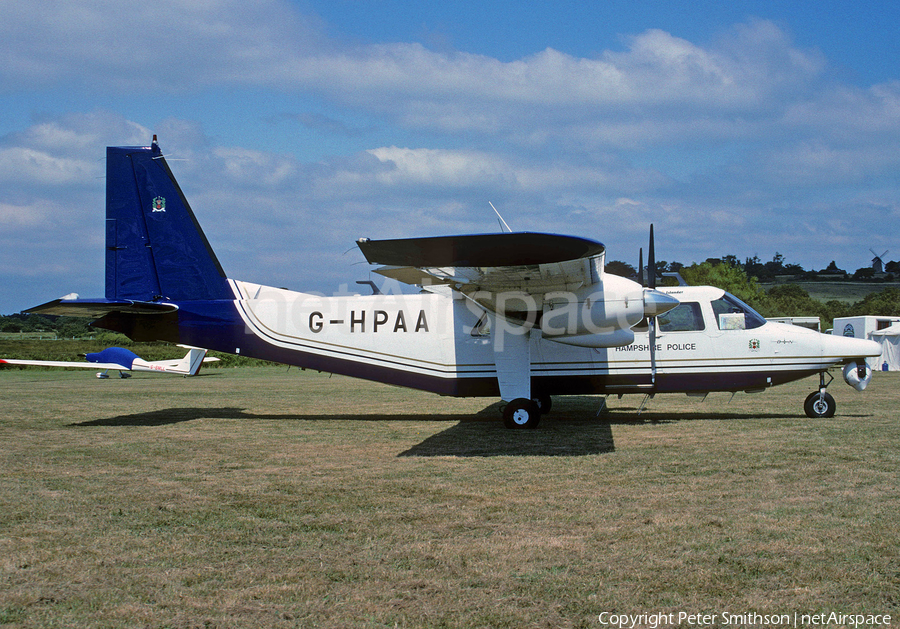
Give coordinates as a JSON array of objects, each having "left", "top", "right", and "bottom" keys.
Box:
[
  {"left": 397, "top": 400, "right": 802, "bottom": 457},
  {"left": 70, "top": 396, "right": 809, "bottom": 459},
  {"left": 398, "top": 417, "right": 616, "bottom": 457},
  {"left": 72, "top": 407, "right": 254, "bottom": 427},
  {"left": 70, "top": 396, "right": 801, "bottom": 428},
  {"left": 70, "top": 403, "right": 617, "bottom": 456},
  {"left": 71, "top": 406, "right": 504, "bottom": 427}
]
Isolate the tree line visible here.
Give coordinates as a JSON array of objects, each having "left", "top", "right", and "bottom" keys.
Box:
[
  {"left": 608, "top": 251, "right": 899, "bottom": 283},
  {"left": 672, "top": 260, "right": 900, "bottom": 329}
]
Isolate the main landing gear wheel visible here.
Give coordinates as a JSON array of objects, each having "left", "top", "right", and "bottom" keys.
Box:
[
  {"left": 533, "top": 394, "right": 552, "bottom": 415},
  {"left": 804, "top": 391, "right": 836, "bottom": 418},
  {"left": 503, "top": 398, "right": 541, "bottom": 429}
]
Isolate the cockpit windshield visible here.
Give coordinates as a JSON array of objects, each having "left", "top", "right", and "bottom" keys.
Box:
[{"left": 711, "top": 293, "right": 767, "bottom": 330}]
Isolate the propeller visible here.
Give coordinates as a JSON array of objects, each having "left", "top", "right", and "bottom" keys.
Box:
[
  {"left": 637, "top": 224, "right": 678, "bottom": 388},
  {"left": 641, "top": 224, "right": 679, "bottom": 387}
]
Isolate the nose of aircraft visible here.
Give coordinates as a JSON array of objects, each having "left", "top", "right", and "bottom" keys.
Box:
[
  {"left": 643, "top": 289, "right": 679, "bottom": 317},
  {"left": 820, "top": 333, "right": 881, "bottom": 361}
]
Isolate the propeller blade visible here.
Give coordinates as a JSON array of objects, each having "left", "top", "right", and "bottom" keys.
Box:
[
  {"left": 647, "top": 224, "right": 659, "bottom": 385},
  {"left": 638, "top": 248, "right": 644, "bottom": 287}
]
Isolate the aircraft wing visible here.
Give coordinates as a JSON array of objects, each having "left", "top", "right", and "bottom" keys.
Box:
[
  {"left": 357, "top": 232, "right": 606, "bottom": 295},
  {"left": 357, "top": 232, "right": 605, "bottom": 267},
  {"left": 0, "top": 358, "right": 133, "bottom": 370},
  {"left": 0, "top": 347, "right": 140, "bottom": 372}
]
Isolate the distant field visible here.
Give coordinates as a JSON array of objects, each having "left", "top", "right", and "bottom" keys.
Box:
[
  {"left": 1, "top": 367, "right": 898, "bottom": 628},
  {"left": 760, "top": 281, "right": 900, "bottom": 304},
  {"left": 0, "top": 332, "right": 58, "bottom": 340}
]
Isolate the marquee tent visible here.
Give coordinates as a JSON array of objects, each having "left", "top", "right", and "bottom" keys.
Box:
[{"left": 870, "top": 324, "right": 900, "bottom": 371}]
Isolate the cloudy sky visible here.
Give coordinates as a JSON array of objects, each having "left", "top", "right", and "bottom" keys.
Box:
[{"left": 2, "top": 0, "right": 899, "bottom": 313}]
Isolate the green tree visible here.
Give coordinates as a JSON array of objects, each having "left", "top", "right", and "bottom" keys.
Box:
[
  {"left": 0, "top": 317, "right": 24, "bottom": 332},
  {"left": 849, "top": 288, "right": 900, "bottom": 317},
  {"left": 606, "top": 260, "right": 637, "bottom": 279},
  {"left": 822, "top": 261, "right": 846, "bottom": 275},
  {"left": 765, "top": 284, "right": 827, "bottom": 323}
]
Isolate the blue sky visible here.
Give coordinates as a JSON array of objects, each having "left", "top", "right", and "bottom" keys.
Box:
[{"left": 1, "top": 0, "right": 899, "bottom": 313}]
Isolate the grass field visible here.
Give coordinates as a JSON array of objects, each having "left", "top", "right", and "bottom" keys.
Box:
[{"left": 1, "top": 367, "right": 898, "bottom": 628}]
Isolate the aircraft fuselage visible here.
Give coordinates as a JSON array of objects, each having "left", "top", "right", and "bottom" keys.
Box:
[{"left": 102, "top": 280, "right": 876, "bottom": 402}]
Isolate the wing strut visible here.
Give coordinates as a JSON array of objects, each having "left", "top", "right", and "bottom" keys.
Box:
[{"left": 489, "top": 202, "right": 512, "bottom": 233}]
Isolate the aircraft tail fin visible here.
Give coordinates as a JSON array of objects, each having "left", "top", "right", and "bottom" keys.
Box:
[
  {"left": 105, "top": 137, "right": 232, "bottom": 302},
  {"left": 139, "top": 345, "right": 219, "bottom": 376},
  {"left": 173, "top": 345, "right": 218, "bottom": 376}
]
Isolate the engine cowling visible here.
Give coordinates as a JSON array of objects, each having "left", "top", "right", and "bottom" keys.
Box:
[
  {"left": 541, "top": 274, "right": 678, "bottom": 347},
  {"left": 547, "top": 327, "right": 635, "bottom": 348}
]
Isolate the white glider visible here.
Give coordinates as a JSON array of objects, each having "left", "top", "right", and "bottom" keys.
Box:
[{"left": 0, "top": 345, "right": 218, "bottom": 378}]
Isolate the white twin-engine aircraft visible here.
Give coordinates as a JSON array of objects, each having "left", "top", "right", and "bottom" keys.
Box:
[{"left": 23, "top": 139, "right": 880, "bottom": 427}]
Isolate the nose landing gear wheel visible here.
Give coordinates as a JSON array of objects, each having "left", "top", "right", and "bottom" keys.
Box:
[
  {"left": 804, "top": 391, "right": 836, "bottom": 418},
  {"left": 503, "top": 398, "right": 541, "bottom": 429}
]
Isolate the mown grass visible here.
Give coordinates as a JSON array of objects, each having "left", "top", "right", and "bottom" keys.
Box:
[{"left": 0, "top": 367, "right": 898, "bottom": 628}]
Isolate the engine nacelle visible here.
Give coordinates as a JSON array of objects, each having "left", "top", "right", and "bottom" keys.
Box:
[
  {"left": 540, "top": 274, "right": 644, "bottom": 340},
  {"left": 843, "top": 360, "right": 872, "bottom": 392},
  {"left": 548, "top": 328, "right": 635, "bottom": 348},
  {"left": 540, "top": 274, "right": 678, "bottom": 348}
]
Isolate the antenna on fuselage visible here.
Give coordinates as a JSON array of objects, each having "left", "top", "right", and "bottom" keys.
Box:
[{"left": 489, "top": 202, "right": 512, "bottom": 233}]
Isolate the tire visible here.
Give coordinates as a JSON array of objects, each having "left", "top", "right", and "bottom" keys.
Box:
[
  {"left": 804, "top": 391, "right": 836, "bottom": 418},
  {"left": 533, "top": 394, "right": 552, "bottom": 415},
  {"left": 503, "top": 398, "right": 541, "bottom": 429}
]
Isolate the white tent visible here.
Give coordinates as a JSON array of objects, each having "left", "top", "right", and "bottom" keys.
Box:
[{"left": 870, "top": 324, "right": 900, "bottom": 371}]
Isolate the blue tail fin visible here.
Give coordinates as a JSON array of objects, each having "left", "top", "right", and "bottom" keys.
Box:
[{"left": 105, "top": 139, "right": 232, "bottom": 302}]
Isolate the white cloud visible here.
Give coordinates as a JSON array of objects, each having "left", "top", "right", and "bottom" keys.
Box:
[
  {"left": 367, "top": 146, "right": 513, "bottom": 187},
  {"left": 0, "top": 112, "right": 150, "bottom": 186},
  {"left": 0, "top": 201, "right": 53, "bottom": 229},
  {"left": 211, "top": 147, "right": 299, "bottom": 187},
  {"left": 783, "top": 81, "right": 900, "bottom": 140},
  {"left": 0, "top": 3, "right": 899, "bottom": 310},
  {"left": 0, "top": 3, "right": 825, "bottom": 145},
  {"left": 0, "top": 0, "right": 326, "bottom": 90},
  {"left": 0, "top": 147, "right": 96, "bottom": 186}
]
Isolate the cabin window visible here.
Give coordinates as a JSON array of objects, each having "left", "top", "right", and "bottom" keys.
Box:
[
  {"left": 711, "top": 293, "right": 767, "bottom": 330},
  {"left": 658, "top": 302, "right": 704, "bottom": 332}
]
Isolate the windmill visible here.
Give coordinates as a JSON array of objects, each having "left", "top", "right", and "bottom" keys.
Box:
[{"left": 870, "top": 248, "right": 889, "bottom": 274}]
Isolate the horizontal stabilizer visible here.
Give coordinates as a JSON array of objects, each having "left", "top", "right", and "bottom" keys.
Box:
[{"left": 25, "top": 298, "right": 179, "bottom": 318}]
